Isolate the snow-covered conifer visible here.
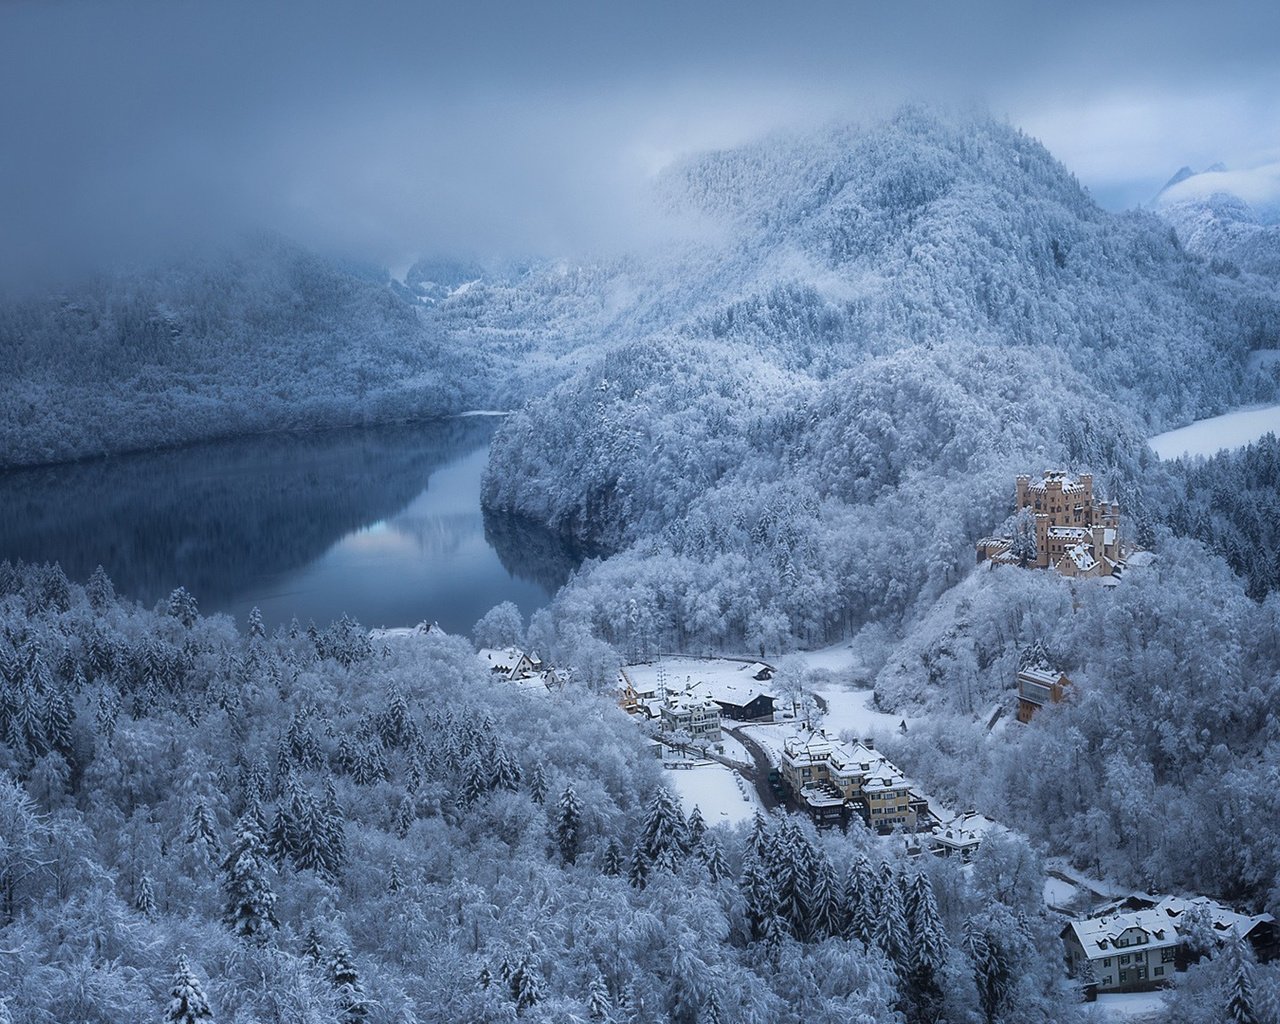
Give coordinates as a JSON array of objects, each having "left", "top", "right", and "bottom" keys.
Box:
[
  {"left": 221, "top": 811, "right": 278, "bottom": 942},
  {"left": 166, "top": 955, "right": 214, "bottom": 1023},
  {"left": 555, "top": 785, "right": 582, "bottom": 866}
]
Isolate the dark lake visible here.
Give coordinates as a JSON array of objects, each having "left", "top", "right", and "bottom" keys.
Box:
[{"left": 0, "top": 416, "right": 580, "bottom": 634}]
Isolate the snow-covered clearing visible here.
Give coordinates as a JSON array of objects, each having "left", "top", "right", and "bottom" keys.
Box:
[
  {"left": 1248, "top": 348, "right": 1280, "bottom": 372},
  {"left": 779, "top": 640, "right": 916, "bottom": 738},
  {"left": 1148, "top": 402, "right": 1280, "bottom": 459},
  {"left": 665, "top": 761, "right": 760, "bottom": 826},
  {"left": 1087, "top": 990, "right": 1168, "bottom": 1021},
  {"left": 718, "top": 732, "right": 754, "bottom": 767},
  {"left": 1043, "top": 875, "right": 1080, "bottom": 910}
]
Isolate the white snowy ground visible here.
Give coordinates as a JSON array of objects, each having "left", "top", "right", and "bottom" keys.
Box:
[
  {"left": 665, "top": 761, "right": 761, "bottom": 826},
  {"left": 1085, "top": 990, "right": 1168, "bottom": 1022},
  {"left": 779, "top": 641, "right": 920, "bottom": 740},
  {"left": 1148, "top": 402, "right": 1280, "bottom": 459}
]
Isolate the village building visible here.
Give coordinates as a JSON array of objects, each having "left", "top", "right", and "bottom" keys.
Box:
[
  {"left": 778, "top": 728, "right": 922, "bottom": 832},
  {"left": 1062, "top": 895, "right": 1277, "bottom": 994},
  {"left": 477, "top": 647, "right": 561, "bottom": 694},
  {"left": 1016, "top": 665, "right": 1072, "bottom": 723},
  {"left": 977, "top": 470, "right": 1127, "bottom": 579},
  {"left": 658, "top": 690, "right": 723, "bottom": 744},
  {"left": 617, "top": 659, "right": 776, "bottom": 722},
  {"left": 929, "top": 810, "right": 1000, "bottom": 861}
]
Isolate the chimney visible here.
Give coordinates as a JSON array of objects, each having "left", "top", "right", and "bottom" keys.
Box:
[{"left": 863, "top": 737, "right": 875, "bottom": 749}]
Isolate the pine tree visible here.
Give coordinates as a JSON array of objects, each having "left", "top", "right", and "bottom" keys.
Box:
[
  {"left": 167, "top": 587, "right": 200, "bottom": 628},
  {"left": 588, "top": 971, "right": 612, "bottom": 1022},
  {"left": 327, "top": 946, "right": 368, "bottom": 1023},
  {"left": 555, "top": 785, "right": 583, "bottom": 866},
  {"left": 873, "top": 865, "right": 909, "bottom": 973},
  {"left": 1225, "top": 935, "right": 1261, "bottom": 1024},
  {"left": 528, "top": 761, "right": 548, "bottom": 804},
  {"left": 687, "top": 805, "right": 707, "bottom": 848},
  {"left": 86, "top": 565, "right": 116, "bottom": 611},
  {"left": 135, "top": 871, "right": 157, "bottom": 920},
  {"left": 302, "top": 925, "right": 325, "bottom": 964},
  {"left": 462, "top": 752, "right": 488, "bottom": 806},
  {"left": 805, "top": 856, "right": 843, "bottom": 942},
  {"left": 221, "top": 812, "right": 278, "bottom": 943},
  {"left": 602, "top": 837, "right": 623, "bottom": 877},
  {"left": 628, "top": 846, "right": 649, "bottom": 890},
  {"left": 187, "top": 801, "right": 221, "bottom": 864},
  {"left": 741, "top": 857, "right": 781, "bottom": 942},
  {"left": 394, "top": 795, "right": 415, "bottom": 839},
  {"left": 492, "top": 746, "right": 522, "bottom": 791},
  {"left": 320, "top": 779, "right": 346, "bottom": 877},
  {"left": 639, "top": 787, "right": 688, "bottom": 864},
  {"left": 267, "top": 802, "right": 294, "bottom": 866},
  {"left": 166, "top": 955, "right": 214, "bottom": 1023},
  {"left": 506, "top": 952, "right": 543, "bottom": 1014},
  {"left": 965, "top": 919, "right": 1012, "bottom": 1024},
  {"left": 747, "top": 811, "right": 770, "bottom": 859},
  {"left": 904, "top": 869, "right": 948, "bottom": 1022},
  {"left": 247, "top": 607, "right": 266, "bottom": 641},
  {"left": 701, "top": 833, "right": 728, "bottom": 883}
]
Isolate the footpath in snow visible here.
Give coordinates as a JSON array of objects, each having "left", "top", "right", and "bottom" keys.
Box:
[{"left": 1148, "top": 402, "right": 1280, "bottom": 459}]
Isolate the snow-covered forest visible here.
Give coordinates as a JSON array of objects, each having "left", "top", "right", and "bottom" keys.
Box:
[
  {"left": 0, "top": 561, "right": 1101, "bottom": 1023},
  {"left": 4, "top": 100, "right": 1280, "bottom": 1023}
]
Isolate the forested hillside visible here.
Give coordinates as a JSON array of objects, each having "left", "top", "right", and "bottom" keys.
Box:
[
  {"left": 0, "top": 561, "right": 1095, "bottom": 1023},
  {"left": 475, "top": 109, "right": 1280, "bottom": 966},
  {"left": 0, "top": 238, "right": 492, "bottom": 467},
  {"left": 484, "top": 108, "right": 1280, "bottom": 659}
]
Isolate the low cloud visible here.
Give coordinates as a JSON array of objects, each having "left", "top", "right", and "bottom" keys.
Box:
[{"left": 2, "top": 0, "right": 1278, "bottom": 281}]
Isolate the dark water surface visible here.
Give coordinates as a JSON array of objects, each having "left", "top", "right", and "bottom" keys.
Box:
[{"left": 0, "top": 416, "right": 576, "bottom": 633}]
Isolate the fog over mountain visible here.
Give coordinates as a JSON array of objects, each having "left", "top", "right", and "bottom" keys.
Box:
[
  {"left": 3, "top": 0, "right": 1279, "bottom": 283},
  {"left": 4, "top": 5, "right": 1280, "bottom": 1024}
]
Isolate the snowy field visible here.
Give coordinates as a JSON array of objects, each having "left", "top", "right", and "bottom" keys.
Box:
[
  {"left": 623, "top": 656, "right": 775, "bottom": 701},
  {"left": 1248, "top": 348, "right": 1280, "bottom": 372},
  {"left": 780, "top": 640, "right": 919, "bottom": 739},
  {"left": 1148, "top": 402, "right": 1280, "bottom": 459},
  {"left": 665, "top": 761, "right": 760, "bottom": 826},
  {"left": 1086, "top": 990, "right": 1168, "bottom": 1022}
]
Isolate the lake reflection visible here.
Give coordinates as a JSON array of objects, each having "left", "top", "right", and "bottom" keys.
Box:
[{"left": 0, "top": 417, "right": 576, "bottom": 633}]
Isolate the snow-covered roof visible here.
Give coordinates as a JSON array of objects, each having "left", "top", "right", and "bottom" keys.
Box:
[
  {"left": 1067, "top": 895, "right": 1275, "bottom": 961},
  {"left": 1064, "top": 543, "right": 1096, "bottom": 572},
  {"left": 1018, "top": 667, "right": 1061, "bottom": 686},
  {"left": 1026, "top": 470, "right": 1087, "bottom": 494},
  {"left": 619, "top": 658, "right": 777, "bottom": 707},
  {"left": 1048, "top": 526, "right": 1090, "bottom": 539}
]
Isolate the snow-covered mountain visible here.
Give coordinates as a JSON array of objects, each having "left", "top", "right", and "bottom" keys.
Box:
[{"left": 1154, "top": 162, "right": 1280, "bottom": 282}]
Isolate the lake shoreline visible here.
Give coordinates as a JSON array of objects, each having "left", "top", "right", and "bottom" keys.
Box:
[{"left": 0, "top": 408, "right": 514, "bottom": 474}]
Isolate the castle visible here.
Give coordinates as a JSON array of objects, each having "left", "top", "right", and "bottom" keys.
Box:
[{"left": 977, "top": 471, "right": 1126, "bottom": 579}]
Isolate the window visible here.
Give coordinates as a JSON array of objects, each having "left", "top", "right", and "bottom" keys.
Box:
[
  {"left": 1103, "top": 958, "right": 1111, "bottom": 968},
  {"left": 1155, "top": 967, "right": 1164, "bottom": 977},
  {"left": 1103, "top": 977, "right": 1112, "bottom": 987},
  {"left": 1120, "top": 955, "right": 1130, "bottom": 965},
  {"left": 1119, "top": 971, "right": 1128, "bottom": 984},
  {"left": 1162, "top": 949, "right": 1176, "bottom": 963},
  {"left": 1132, "top": 951, "right": 1143, "bottom": 962}
]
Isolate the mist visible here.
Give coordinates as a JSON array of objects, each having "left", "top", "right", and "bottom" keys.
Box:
[{"left": 3, "top": 0, "right": 1279, "bottom": 282}]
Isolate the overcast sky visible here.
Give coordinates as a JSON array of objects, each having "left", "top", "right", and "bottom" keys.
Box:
[{"left": 2, "top": 0, "right": 1278, "bottom": 280}]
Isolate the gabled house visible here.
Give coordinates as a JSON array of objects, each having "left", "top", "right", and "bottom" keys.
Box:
[{"left": 1063, "top": 896, "right": 1277, "bottom": 994}]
